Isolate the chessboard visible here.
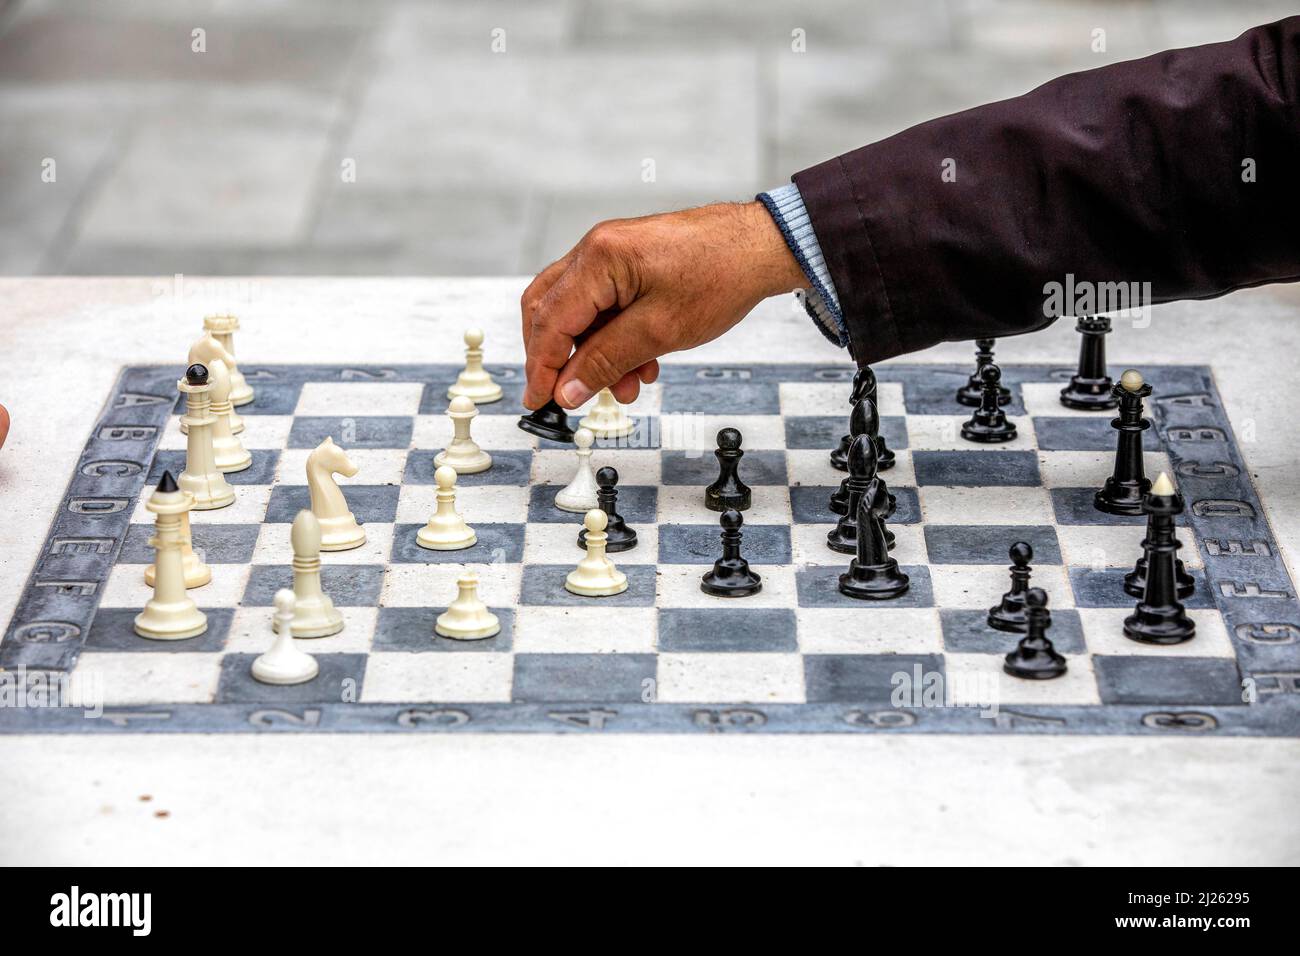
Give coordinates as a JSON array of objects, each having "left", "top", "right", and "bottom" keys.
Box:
[{"left": 3, "top": 360, "right": 1299, "bottom": 736}]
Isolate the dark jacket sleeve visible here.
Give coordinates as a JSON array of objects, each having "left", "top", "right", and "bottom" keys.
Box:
[{"left": 793, "top": 16, "right": 1300, "bottom": 364}]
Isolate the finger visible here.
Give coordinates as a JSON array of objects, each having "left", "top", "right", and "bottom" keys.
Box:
[
  {"left": 609, "top": 370, "right": 642, "bottom": 405},
  {"left": 554, "top": 301, "right": 663, "bottom": 408},
  {"left": 520, "top": 256, "right": 569, "bottom": 354},
  {"left": 635, "top": 359, "right": 660, "bottom": 384},
  {"left": 524, "top": 256, "right": 620, "bottom": 409}
]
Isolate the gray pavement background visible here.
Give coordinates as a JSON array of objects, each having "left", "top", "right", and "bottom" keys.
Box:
[{"left": 0, "top": 0, "right": 1292, "bottom": 277}]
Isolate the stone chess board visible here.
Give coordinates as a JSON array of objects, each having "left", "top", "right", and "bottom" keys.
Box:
[{"left": 2, "top": 361, "right": 1299, "bottom": 736}]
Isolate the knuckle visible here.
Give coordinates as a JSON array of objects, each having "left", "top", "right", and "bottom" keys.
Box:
[{"left": 582, "top": 221, "right": 622, "bottom": 256}]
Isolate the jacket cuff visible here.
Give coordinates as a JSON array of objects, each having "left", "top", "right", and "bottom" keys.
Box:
[{"left": 757, "top": 184, "right": 850, "bottom": 348}]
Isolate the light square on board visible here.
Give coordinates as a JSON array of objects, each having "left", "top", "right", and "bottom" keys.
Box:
[
  {"left": 293, "top": 382, "right": 425, "bottom": 418},
  {"left": 360, "top": 652, "right": 514, "bottom": 703},
  {"left": 905, "top": 415, "right": 1037, "bottom": 451},
  {"left": 778, "top": 380, "right": 905, "bottom": 417},
  {"left": 658, "top": 414, "right": 786, "bottom": 451},
  {"left": 72, "top": 652, "right": 222, "bottom": 705},
  {"left": 98, "top": 562, "right": 251, "bottom": 609},
  {"left": 929, "top": 563, "right": 1074, "bottom": 609},
  {"left": 523, "top": 522, "right": 659, "bottom": 565},
  {"left": 529, "top": 448, "right": 661, "bottom": 486},
  {"left": 225, "top": 605, "right": 379, "bottom": 654},
  {"left": 252, "top": 521, "right": 396, "bottom": 566},
  {"left": 1077, "top": 609, "right": 1232, "bottom": 657},
  {"left": 411, "top": 413, "right": 536, "bottom": 452},
  {"left": 654, "top": 652, "right": 805, "bottom": 703},
  {"left": 129, "top": 484, "right": 273, "bottom": 525},
  {"left": 382, "top": 562, "right": 522, "bottom": 608},
  {"left": 917, "top": 485, "right": 1054, "bottom": 525},
  {"left": 1019, "top": 382, "right": 1108, "bottom": 418},
  {"left": 656, "top": 564, "right": 798, "bottom": 609},
  {"left": 942, "top": 652, "right": 1101, "bottom": 706},
  {"left": 157, "top": 413, "right": 295, "bottom": 451},
  {"left": 790, "top": 523, "right": 927, "bottom": 567},
  {"left": 396, "top": 482, "right": 529, "bottom": 524},
  {"left": 1056, "top": 523, "right": 1202, "bottom": 570},
  {"left": 513, "top": 606, "right": 658, "bottom": 653},
  {"left": 656, "top": 484, "right": 792, "bottom": 525},
  {"left": 1037, "top": 449, "right": 1174, "bottom": 488},
  {"left": 796, "top": 607, "right": 944, "bottom": 654}
]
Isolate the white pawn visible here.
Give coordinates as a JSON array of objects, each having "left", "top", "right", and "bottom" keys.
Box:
[
  {"left": 144, "top": 490, "right": 210, "bottom": 589},
  {"left": 177, "top": 363, "right": 236, "bottom": 510},
  {"left": 252, "top": 589, "right": 319, "bottom": 685},
  {"left": 447, "top": 328, "right": 503, "bottom": 404},
  {"left": 282, "top": 510, "right": 345, "bottom": 638},
  {"left": 565, "top": 508, "right": 628, "bottom": 597},
  {"left": 134, "top": 471, "right": 208, "bottom": 640},
  {"left": 185, "top": 332, "right": 244, "bottom": 434},
  {"left": 435, "top": 571, "right": 501, "bottom": 640},
  {"left": 208, "top": 359, "right": 252, "bottom": 473},
  {"left": 579, "top": 388, "right": 635, "bottom": 439},
  {"left": 204, "top": 313, "right": 254, "bottom": 407},
  {"left": 434, "top": 395, "right": 492, "bottom": 474},
  {"left": 306, "top": 436, "right": 366, "bottom": 551},
  {"left": 417, "top": 466, "right": 477, "bottom": 550},
  {"left": 554, "top": 427, "right": 599, "bottom": 512}
]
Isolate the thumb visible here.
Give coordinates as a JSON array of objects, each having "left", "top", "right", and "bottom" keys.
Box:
[{"left": 554, "top": 303, "right": 664, "bottom": 408}]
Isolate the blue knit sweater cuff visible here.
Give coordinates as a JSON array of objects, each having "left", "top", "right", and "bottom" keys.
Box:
[{"left": 756, "top": 183, "right": 848, "bottom": 348}]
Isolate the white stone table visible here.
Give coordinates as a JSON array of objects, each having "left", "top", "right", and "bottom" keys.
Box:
[{"left": 0, "top": 277, "right": 1296, "bottom": 864}]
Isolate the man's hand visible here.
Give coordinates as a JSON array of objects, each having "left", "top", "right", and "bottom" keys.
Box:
[{"left": 520, "top": 201, "right": 807, "bottom": 409}]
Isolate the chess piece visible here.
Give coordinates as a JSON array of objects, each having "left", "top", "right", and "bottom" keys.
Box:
[
  {"left": 1125, "top": 501, "right": 1196, "bottom": 599},
  {"left": 579, "top": 387, "right": 635, "bottom": 439},
  {"left": 447, "top": 328, "right": 503, "bottom": 404},
  {"left": 566, "top": 509, "right": 628, "bottom": 596},
  {"left": 957, "top": 339, "right": 1011, "bottom": 407},
  {"left": 281, "top": 510, "right": 345, "bottom": 638},
  {"left": 705, "top": 427, "right": 751, "bottom": 512},
  {"left": 177, "top": 363, "right": 236, "bottom": 510},
  {"left": 144, "top": 489, "right": 210, "bottom": 589},
  {"left": 1060, "top": 316, "right": 1119, "bottom": 410},
  {"left": 185, "top": 332, "right": 244, "bottom": 434},
  {"left": 838, "top": 487, "right": 909, "bottom": 599},
  {"left": 435, "top": 572, "right": 501, "bottom": 640},
  {"left": 306, "top": 437, "right": 366, "bottom": 551},
  {"left": 831, "top": 366, "right": 895, "bottom": 471},
  {"left": 207, "top": 359, "right": 252, "bottom": 473},
  {"left": 133, "top": 472, "right": 208, "bottom": 640},
  {"left": 1124, "top": 473, "right": 1197, "bottom": 645},
  {"left": 417, "top": 466, "right": 477, "bottom": 550},
  {"left": 827, "top": 434, "right": 878, "bottom": 554},
  {"left": 204, "top": 313, "right": 254, "bottom": 406},
  {"left": 1094, "top": 368, "right": 1153, "bottom": 515},
  {"left": 830, "top": 398, "right": 897, "bottom": 522},
  {"left": 987, "top": 542, "right": 1034, "bottom": 632},
  {"left": 252, "top": 590, "right": 319, "bottom": 685},
  {"left": 960, "top": 363, "right": 1017, "bottom": 443},
  {"left": 577, "top": 466, "right": 638, "bottom": 552},
  {"left": 554, "top": 427, "right": 599, "bottom": 512},
  {"left": 518, "top": 399, "right": 575, "bottom": 443},
  {"left": 435, "top": 395, "right": 492, "bottom": 474},
  {"left": 700, "top": 509, "right": 763, "bottom": 597},
  {"left": 1003, "top": 588, "right": 1067, "bottom": 679}
]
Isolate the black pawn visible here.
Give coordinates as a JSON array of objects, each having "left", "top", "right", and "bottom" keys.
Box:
[
  {"left": 988, "top": 542, "right": 1034, "bottom": 632},
  {"left": 700, "top": 509, "right": 762, "bottom": 597},
  {"left": 1124, "top": 509, "right": 1196, "bottom": 599},
  {"left": 518, "top": 399, "right": 575, "bottom": 443},
  {"left": 956, "top": 339, "right": 1010, "bottom": 407},
  {"left": 1094, "top": 370, "right": 1152, "bottom": 516},
  {"left": 1123, "top": 482, "right": 1196, "bottom": 645},
  {"left": 827, "top": 434, "right": 877, "bottom": 554},
  {"left": 838, "top": 485, "right": 909, "bottom": 599},
  {"left": 831, "top": 366, "right": 894, "bottom": 472},
  {"left": 960, "top": 363, "right": 1017, "bottom": 443},
  {"left": 705, "top": 427, "right": 751, "bottom": 512},
  {"left": 1060, "top": 316, "right": 1119, "bottom": 410},
  {"left": 186, "top": 362, "right": 209, "bottom": 386},
  {"left": 577, "top": 466, "right": 637, "bottom": 553},
  {"left": 1003, "top": 588, "right": 1067, "bottom": 680}
]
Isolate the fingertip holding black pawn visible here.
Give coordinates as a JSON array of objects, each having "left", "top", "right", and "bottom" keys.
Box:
[
  {"left": 700, "top": 508, "right": 763, "bottom": 597},
  {"left": 1003, "top": 587, "right": 1067, "bottom": 680},
  {"left": 517, "top": 399, "right": 575, "bottom": 443},
  {"left": 185, "top": 363, "right": 209, "bottom": 386},
  {"left": 988, "top": 541, "right": 1033, "bottom": 632},
  {"left": 960, "top": 363, "right": 1017, "bottom": 443},
  {"left": 578, "top": 466, "right": 638, "bottom": 552},
  {"left": 705, "top": 427, "right": 751, "bottom": 512}
]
